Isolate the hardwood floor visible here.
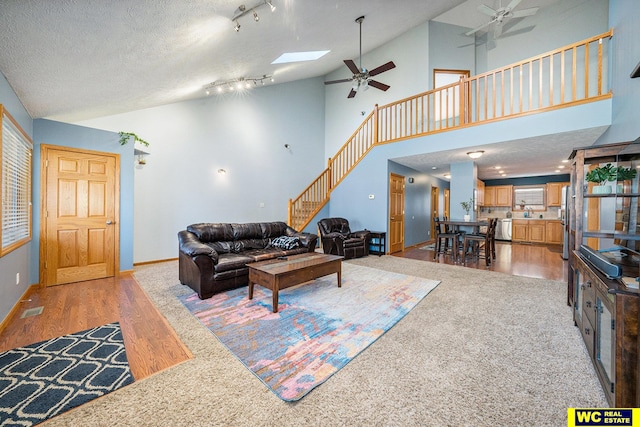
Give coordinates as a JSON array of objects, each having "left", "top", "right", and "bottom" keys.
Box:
[
  {"left": 0, "top": 242, "right": 565, "bottom": 380},
  {"left": 393, "top": 240, "right": 568, "bottom": 282},
  {"left": 0, "top": 273, "right": 192, "bottom": 380}
]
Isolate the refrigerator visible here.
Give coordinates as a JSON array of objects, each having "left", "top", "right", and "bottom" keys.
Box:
[{"left": 561, "top": 185, "right": 570, "bottom": 259}]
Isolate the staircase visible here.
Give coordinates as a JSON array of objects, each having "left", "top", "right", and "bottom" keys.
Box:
[{"left": 288, "top": 30, "right": 613, "bottom": 232}]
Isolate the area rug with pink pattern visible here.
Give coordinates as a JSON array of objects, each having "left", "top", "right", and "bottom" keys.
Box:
[{"left": 178, "top": 263, "right": 440, "bottom": 401}]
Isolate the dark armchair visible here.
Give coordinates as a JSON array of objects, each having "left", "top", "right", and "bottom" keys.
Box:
[{"left": 317, "top": 217, "right": 371, "bottom": 260}]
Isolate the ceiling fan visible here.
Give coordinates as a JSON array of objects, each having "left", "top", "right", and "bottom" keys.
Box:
[
  {"left": 324, "top": 16, "right": 396, "bottom": 98},
  {"left": 465, "top": 0, "right": 539, "bottom": 39}
]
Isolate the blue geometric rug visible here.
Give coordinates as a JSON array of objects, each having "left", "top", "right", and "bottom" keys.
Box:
[
  {"left": 0, "top": 322, "right": 134, "bottom": 426},
  {"left": 179, "top": 263, "right": 439, "bottom": 401}
]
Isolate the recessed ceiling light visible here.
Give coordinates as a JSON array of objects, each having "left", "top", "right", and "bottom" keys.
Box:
[
  {"left": 499, "top": 170, "right": 504, "bottom": 174},
  {"left": 555, "top": 169, "right": 561, "bottom": 173},
  {"left": 558, "top": 165, "right": 565, "bottom": 169},
  {"left": 501, "top": 173, "right": 507, "bottom": 176},
  {"left": 272, "top": 50, "right": 330, "bottom": 64},
  {"left": 561, "top": 159, "right": 569, "bottom": 163},
  {"left": 494, "top": 166, "right": 501, "bottom": 169},
  {"left": 444, "top": 173, "right": 451, "bottom": 178},
  {"left": 431, "top": 166, "right": 437, "bottom": 170}
]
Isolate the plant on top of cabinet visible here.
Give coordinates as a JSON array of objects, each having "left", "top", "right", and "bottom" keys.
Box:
[
  {"left": 615, "top": 165, "right": 637, "bottom": 181},
  {"left": 586, "top": 163, "right": 616, "bottom": 194}
]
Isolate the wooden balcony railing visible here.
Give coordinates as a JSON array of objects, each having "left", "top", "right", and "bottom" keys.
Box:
[{"left": 288, "top": 29, "right": 613, "bottom": 231}]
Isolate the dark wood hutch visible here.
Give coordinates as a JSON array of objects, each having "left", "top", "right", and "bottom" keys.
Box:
[{"left": 568, "top": 140, "right": 640, "bottom": 407}]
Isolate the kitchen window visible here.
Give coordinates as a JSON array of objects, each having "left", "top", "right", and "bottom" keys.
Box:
[{"left": 513, "top": 185, "right": 546, "bottom": 211}]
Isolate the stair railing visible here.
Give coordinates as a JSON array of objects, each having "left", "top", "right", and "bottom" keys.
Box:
[{"left": 288, "top": 29, "right": 613, "bottom": 231}]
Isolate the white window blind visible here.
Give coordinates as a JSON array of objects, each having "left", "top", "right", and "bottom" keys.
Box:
[{"left": 1, "top": 106, "right": 32, "bottom": 255}]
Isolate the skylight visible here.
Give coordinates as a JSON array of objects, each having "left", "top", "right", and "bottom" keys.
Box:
[{"left": 271, "top": 50, "right": 330, "bottom": 64}]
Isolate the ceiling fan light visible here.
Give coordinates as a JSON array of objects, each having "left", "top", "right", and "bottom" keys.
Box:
[
  {"left": 352, "top": 80, "right": 360, "bottom": 91},
  {"left": 361, "top": 80, "right": 369, "bottom": 91},
  {"left": 467, "top": 150, "right": 484, "bottom": 159}
]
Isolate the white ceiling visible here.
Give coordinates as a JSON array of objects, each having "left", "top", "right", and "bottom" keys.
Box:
[
  {"left": 0, "top": 0, "right": 603, "bottom": 180},
  {"left": 0, "top": 0, "right": 465, "bottom": 122}
]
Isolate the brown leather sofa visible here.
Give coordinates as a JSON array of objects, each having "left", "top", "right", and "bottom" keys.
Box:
[
  {"left": 317, "top": 217, "right": 370, "bottom": 260},
  {"left": 178, "top": 221, "right": 318, "bottom": 299}
]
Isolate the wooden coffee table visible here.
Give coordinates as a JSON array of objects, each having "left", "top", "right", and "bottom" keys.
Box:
[{"left": 248, "top": 253, "right": 342, "bottom": 313}]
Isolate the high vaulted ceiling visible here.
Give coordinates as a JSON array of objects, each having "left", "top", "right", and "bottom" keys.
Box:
[{"left": 0, "top": 0, "right": 466, "bottom": 122}]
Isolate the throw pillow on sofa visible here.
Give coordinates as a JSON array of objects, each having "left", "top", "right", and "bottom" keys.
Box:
[{"left": 270, "top": 236, "right": 300, "bottom": 250}]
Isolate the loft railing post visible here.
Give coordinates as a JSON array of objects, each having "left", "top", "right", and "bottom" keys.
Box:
[
  {"left": 373, "top": 104, "right": 379, "bottom": 145},
  {"left": 288, "top": 198, "right": 293, "bottom": 227},
  {"left": 459, "top": 76, "right": 466, "bottom": 125},
  {"left": 327, "top": 158, "right": 333, "bottom": 193}
]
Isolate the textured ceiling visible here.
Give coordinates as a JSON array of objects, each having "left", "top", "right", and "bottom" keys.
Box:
[
  {"left": 0, "top": 0, "right": 601, "bottom": 179},
  {"left": 0, "top": 0, "right": 464, "bottom": 122}
]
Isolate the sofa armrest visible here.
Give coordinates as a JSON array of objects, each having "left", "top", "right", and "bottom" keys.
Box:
[
  {"left": 284, "top": 227, "right": 318, "bottom": 252},
  {"left": 178, "top": 230, "right": 219, "bottom": 263},
  {"left": 350, "top": 230, "right": 371, "bottom": 240}
]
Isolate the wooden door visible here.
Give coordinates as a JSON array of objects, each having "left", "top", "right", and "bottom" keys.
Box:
[
  {"left": 389, "top": 173, "right": 405, "bottom": 253},
  {"left": 430, "top": 186, "right": 439, "bottom": 241},
  {"left": 444, "top": 189, "right": 450, "bottom": 219},
  {"left": 41, "top": 146, "right": 119, "bottom": 286}
]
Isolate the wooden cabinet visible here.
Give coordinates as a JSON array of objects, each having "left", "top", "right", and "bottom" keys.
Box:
[
  {"left": 568, "top": 141, "right": 640, "bottom": 407},
  {"left": 572, "top": 252, "right": 639, "bottom": 407},
  {"left": 512, "top": 219, "right": 560, "bottom": 244},
  {"left": 476, "top": 180, "right": 485, "bottom": 206},
  {"left": 546, "top": 182, "right": 570, "bottom": 207},
  {"left": 483, "top": 185, "right": 512, "bottom": 207},
  {"left": 495, "top": 185, "right": 512, "bottom": 207},
  {"left": 545, "top": 220, "right": 563, "bottom": 244},
  {"left": 484, "top": 186, "right": 495, "bottom": 206}
]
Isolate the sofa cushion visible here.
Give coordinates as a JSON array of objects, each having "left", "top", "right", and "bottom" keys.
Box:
[
  {"left": 270, "top": 235, "right": 300, "bottom": 250},
  {"left": 232, "top": 238, "right": 269, "bottom": 253},
  {"left": 188, "top": 223, "right": 234, "bottom": 243},
  {"left": 232, "top": 223, "right": 263, "bottom": 240},
  {"left": 260, "top": 222, "right": 288, "bottom": 239},
  {"left": 214, "top": 253, "right": 254, "bottom": 273}
]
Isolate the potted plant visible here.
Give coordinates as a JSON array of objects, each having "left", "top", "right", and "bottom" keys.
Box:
[
  {"left": 460, "top": 197, "right": 474, "bottom": 222},
  {"left": 585, "top": 163, "right": 616, "bottom": 194},
  {"left": 519, "top": 199, "right": 526, "bottom": 210},
  {"left": 615, "top": 165, "right": 638, "bottom": 193}
]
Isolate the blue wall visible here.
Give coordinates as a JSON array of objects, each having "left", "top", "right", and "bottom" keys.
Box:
[
  {"left": 0, "top": 72, "right": 33, "bottom": 323},
  {"left": 32, "top": 120, "right": 134, "bottom": 282}
]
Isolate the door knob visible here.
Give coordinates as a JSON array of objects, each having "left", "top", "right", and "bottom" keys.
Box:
[{"left": 106, "top": 220, "right": 114, "bottom": 225}]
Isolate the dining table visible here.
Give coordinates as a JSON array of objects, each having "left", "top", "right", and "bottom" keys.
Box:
[{"left": 439, "top": 219, "right": 490, "bottom": 262}]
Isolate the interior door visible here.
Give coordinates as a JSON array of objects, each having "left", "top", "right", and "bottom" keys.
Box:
[
  {"left": 444, "top": 189, "right": 450, "bottom": 219},
  {"left": 431, "top": 186, "right": 439, "bottom": 241},
  {"left": 41, "top": 145, "right": 119, "bottom": 286},
  {"left": 389, "top": 173, "right": 405, "bottom": 253}
]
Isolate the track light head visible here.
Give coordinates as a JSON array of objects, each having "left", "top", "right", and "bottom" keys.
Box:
[
  {"left": 233, "top": 20, "right": 240, "bottom": 32},
  {"left": 267, "top": 1, "right": 276, "bottom": 12},
  {"left": 253, "top": 10, "right": 259, "bottom": 21}
]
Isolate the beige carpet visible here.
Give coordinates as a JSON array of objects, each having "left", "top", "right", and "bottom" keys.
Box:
[{"left": 46, "top": 256, "right": 607, "bottom": 426}]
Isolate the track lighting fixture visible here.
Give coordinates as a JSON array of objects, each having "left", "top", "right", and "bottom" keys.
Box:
[
  {"left": 231, "top": 1, "right": 276, "bottom": 32},
  {"left": 203, "top": 75, "right": 274, "bottom": 95}
]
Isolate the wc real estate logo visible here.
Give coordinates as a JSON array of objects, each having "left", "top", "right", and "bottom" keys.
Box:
[{"left": 568, "top": 409, "right": 639, "bottom": 426}]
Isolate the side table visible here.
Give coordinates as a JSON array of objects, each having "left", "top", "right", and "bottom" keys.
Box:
[{"left": 367, "top": 231, "right": 386, "bottom": 256}]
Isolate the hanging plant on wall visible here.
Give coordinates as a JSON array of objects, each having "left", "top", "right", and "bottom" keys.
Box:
[{"left": 118, "top": 131, "right": 150, "bottom": 147}]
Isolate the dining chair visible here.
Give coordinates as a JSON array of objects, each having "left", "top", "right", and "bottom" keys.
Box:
[
  {"left": 434, "top": 217, "right": 460, "bottom": 261},
  {"left": 462, "top": 218, "right": 497, "bottom": 267}
]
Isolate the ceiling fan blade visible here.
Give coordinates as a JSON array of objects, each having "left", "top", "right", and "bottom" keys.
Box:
[
  {"left": 478, "top": 4, "right": 497, "bottom": 17},
  {"left": 369, "top": 61, "right": 396, "bottom": 77},
  {"left": 506, "top": 0, "right": 524, "bottom": 11},
  {"left": 465, "top": 19, "right": 495, "bottom": 36},
  {"left": 347, "top": 89, "right": 357, "bottom": 98},
  {"left": 324, "top": 78, "right": 353, "bottom": 85},
  {"left": 368, "top": 80, "right": 390, "bottom": 91},
  {"left": 344, "top": 59, "right": 360, "bottom": 74},
  {"left": 512, "top": 7, "right": 539, "bottom": 17}
]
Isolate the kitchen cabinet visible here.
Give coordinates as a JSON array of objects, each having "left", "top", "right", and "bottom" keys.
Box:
[
  {"left": 483, "top": 185, "right": 512, "bottom": 207},
  {"left": 545, "top": 220, "right": 563, "bottom": 244},
  {"left": 546, "top": 182, "right": 570, "bottom": 207},
  {"left": 476, "top": 180, "right": 485, "bottom": 206},
  {"left": 512, "top": 219, "right": 557, "bottom": 244}
]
